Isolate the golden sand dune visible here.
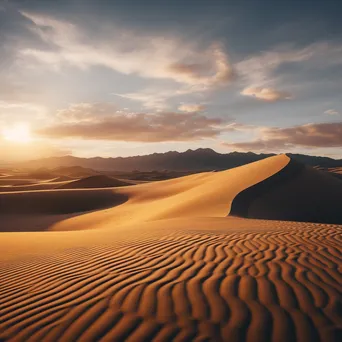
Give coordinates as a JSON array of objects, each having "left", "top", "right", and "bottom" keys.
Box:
[
  {"left": 0, "top": 218, "right": 341, "bottom": 341},
  {"left": 0, "top": 154, "right": 288, "bottom": 232},
  {"left": 0, "top": 155, "right": 341, "bottom": 341},
  {"left": 48, "top": 175, "right": 75, "bottom": 182},
  {"left": 58, "top": 175, "right": 132, "bottom": 189},
  {"left": 50, "top": 154, "right": 290, "bottom": 231}
]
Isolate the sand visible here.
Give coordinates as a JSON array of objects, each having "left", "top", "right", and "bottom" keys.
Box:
[
  {"left": 58, "top": 175, "right": 132, "bottom": 189},
  {"left": 0, "top": 155, "right": 341, "bottom": 341}
]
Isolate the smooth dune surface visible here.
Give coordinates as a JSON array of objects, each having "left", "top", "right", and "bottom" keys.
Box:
[{"left": 0, "top": 155, "right": 341, "bottom": 342}]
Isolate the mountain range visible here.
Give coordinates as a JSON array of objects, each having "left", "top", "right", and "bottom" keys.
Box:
[{"left": 17, "top": 149, "right": 342, "bottom": 172}]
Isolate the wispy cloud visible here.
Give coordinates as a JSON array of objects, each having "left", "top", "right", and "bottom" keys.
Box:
[
  {"left": 114, "top": 91, "right": 176, "bottom": 111},
  {"left": 178, "top": 104, "right": 206, "bottom": 112},
  {"left": 324, "top": 109, "right": 339, "bottom": 115},
  {"left": 241, "top": 87, "right": 291, "bottom": 102},
  {"left": 223, "top": 122, "right": 342, "bottom": 151},
  {"left": 236, "top": 42, "right": 342, "bottom": 101},
  {"left": 56, "top": 103, "right": 117, "bottom": 123},
  {"left": 19, "top": 12, "right": 233, "bottom": 91},
  {"left": 36, "top": 103, "right": 233, "bottom": 142}
]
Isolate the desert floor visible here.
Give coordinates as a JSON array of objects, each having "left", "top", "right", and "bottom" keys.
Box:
[{"left": 0, "top": 155, "right": 341, "bottom": 341}]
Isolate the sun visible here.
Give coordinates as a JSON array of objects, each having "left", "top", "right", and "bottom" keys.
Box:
[{"left": 2, "top": 123, "right": 32, "bottom": 144}]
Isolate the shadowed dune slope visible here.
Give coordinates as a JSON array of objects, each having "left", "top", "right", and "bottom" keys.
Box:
[
  {"left": 0, "top": 189, "right": 128, "bottom": 216},
  {"left": 0, "top": 178, "right": 35, "bottom": 186},
  {"left": 58, "top": 175, "right": 132, "bottom": 189},
  {"left": 231, "top": 157, "right": 342, "bottom": 224}
]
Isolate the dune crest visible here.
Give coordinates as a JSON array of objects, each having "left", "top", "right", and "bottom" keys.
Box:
[
  {"left": 2, "top": 155, "right": 342, "bottom": 232},
  {"left": 49, "top": 154, "right": 289, "bottom": 231}
]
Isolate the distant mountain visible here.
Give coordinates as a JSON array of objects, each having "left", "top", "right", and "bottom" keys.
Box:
[{"left": 18, "top": 149, "right": 342, "bottom": 172}]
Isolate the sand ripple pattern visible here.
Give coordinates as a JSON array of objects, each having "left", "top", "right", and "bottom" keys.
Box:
[{"left": 0, "top": 219, "right": 341, "bottom": 342}]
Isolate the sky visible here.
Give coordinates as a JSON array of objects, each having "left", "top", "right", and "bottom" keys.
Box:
[{"left": 1, "top": 0, "right": 342, "bottom": 162}]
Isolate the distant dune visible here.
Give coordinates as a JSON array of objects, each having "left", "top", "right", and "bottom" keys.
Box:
[
  {"left": 26, "top": 170, "right": 56, "bottom": 180},
  {"left": 58, "top": 175, "right": 132, "bottom": 189},
  {"left": 53, "top": 165, "right": 100, "bottom": 178},
  {"left": 0, "top": 189, "right": 128, "bottom": 216},
  {"left": 0, "top": 154, "right": 341, "bottom": 341},
  {"left": 48, "top": 175, "right": 75, "bottom": 182}
]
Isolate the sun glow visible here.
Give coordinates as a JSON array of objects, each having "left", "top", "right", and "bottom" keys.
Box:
[{"left": 2, "top": 123, "right": 32, "bottom": 144}]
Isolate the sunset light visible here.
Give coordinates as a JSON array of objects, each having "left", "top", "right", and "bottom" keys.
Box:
[
  {"left": 2, "top": 123, "right": 32, "bottom": 144},
  {"left": 0, "top": 1, "right": 341, "bottom": 341}
]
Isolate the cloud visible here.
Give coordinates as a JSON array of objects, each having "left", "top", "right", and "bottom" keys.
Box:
[
  {"left": 324, "top": 109, "right": 339, "bottom": 115},
  {"left": 114, "top": 91, "right": 175, "bottom": 110},
  {"left": 241, "top": 87, "right": 291, "bottom": 101},
  {"left": 236, "top": 42, "right": 342, "bottom": 100},
  {"left": 18, "top": 12, "right": 233, "bottom": 91},
  {"left": 223, "top": 122, "right": 342, "bottom": 151},
  {"left": 36, "top": 103, "right": 232, "bottom": 142},
  {"left": 236, "top": 42, "right": 342, "bottom": 86},
  {"left": 178, "top": 104, "right": 206, "bottom": 112},
  {"left": 57, "top": 103, "right": 117, "bottom": 123}
]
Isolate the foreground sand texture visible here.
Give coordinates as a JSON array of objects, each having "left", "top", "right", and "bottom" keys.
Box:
[{"left": 0, "top": 155, "right": 341, "bottom": 341}]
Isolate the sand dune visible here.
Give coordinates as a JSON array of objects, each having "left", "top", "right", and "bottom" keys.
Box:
[
  {"left": 48, "top": 175, "right": 75, "bottom": 182},
  {"left": 0, "top": 155, "right": 341, "bottom": 341},
  {"left": 0, "top": 178, "right": 35, "bottom": 186},
  {"left": 0, "top": 218, "right": 341, "bottom": 341},
  {"left": 231, "top": 158, "right": 342, "bottom": 224},
  {"left": 53, "top": 166, "right": 100, "bottom": 178},
  {"left": 0, "top": 189, "right": 128, "bottom": 216},
  {"left": 58, "top": 175, "right": 132, "bottom": 189},
  {"left": 0, "top": 180, "right": 72, "bottom": 193}
]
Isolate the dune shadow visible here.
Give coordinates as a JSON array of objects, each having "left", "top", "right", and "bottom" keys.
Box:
[
  {"left": 230, "top": 157, "right": 342, "bottom": 224},
  {"left": 0, "top": 189, "right": 128, "bottom": 232},
  {"left": 230, "top": 158, "right": 304, "bottom": 218}
]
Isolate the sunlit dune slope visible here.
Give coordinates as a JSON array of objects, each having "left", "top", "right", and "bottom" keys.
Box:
[
  {"left": 50, "top": 154, "right": 289, "bottom": 231},
  {"left": 2, "top": 154, "right": 342, "bottom": 232},
  {"left": 48, "top": 175, "right": 75, "bottom": 182},
  {"left": 0, "top": 154, "right": 305, "bottom": 231}
]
